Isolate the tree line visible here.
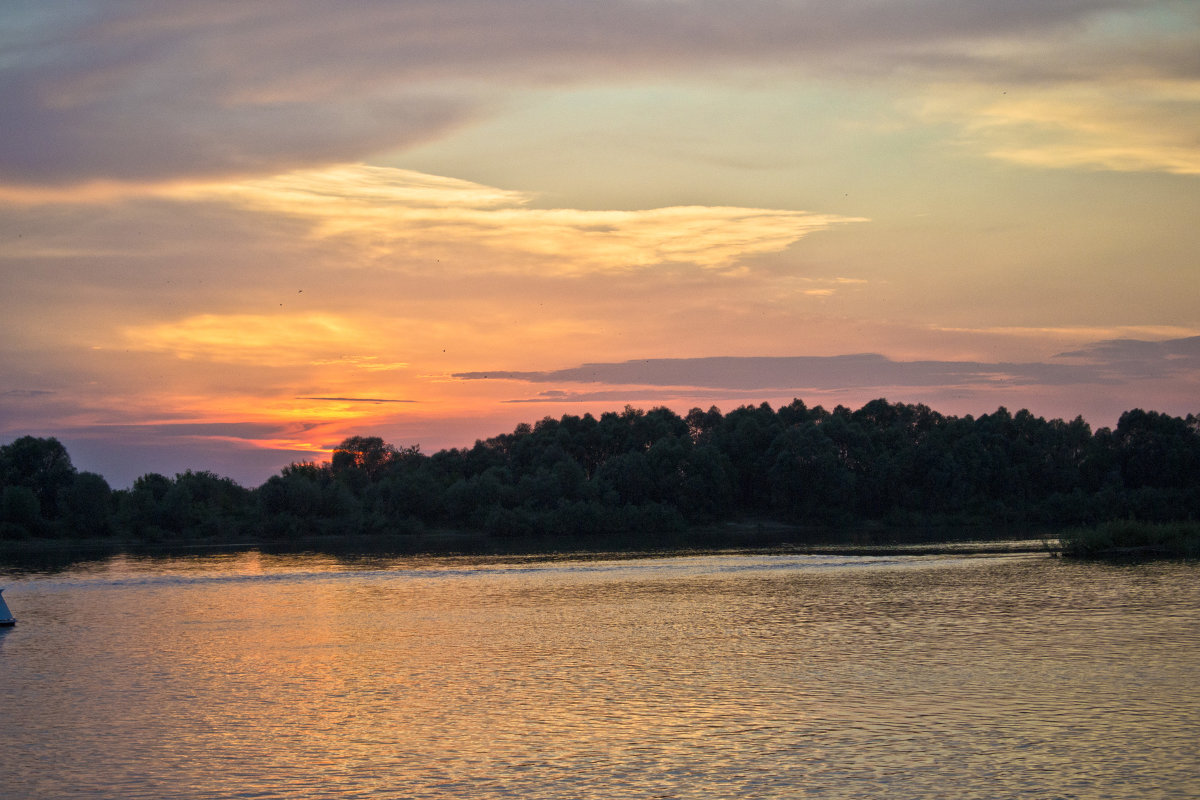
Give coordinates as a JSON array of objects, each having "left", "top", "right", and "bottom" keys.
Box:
[{"left": 3, "top": 399, "right": 1199, "bottom": 543}]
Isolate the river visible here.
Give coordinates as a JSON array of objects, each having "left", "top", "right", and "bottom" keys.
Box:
[{"left": 1, "top": 548, "right": 1197, "bottom": 799}]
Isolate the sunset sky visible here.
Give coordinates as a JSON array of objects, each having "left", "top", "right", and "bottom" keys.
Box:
[{"left": 2, "top": 1, "right": 1198, "bottom": 488}]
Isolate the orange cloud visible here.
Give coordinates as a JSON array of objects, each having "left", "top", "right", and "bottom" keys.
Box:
[{"left": 122, "top": 313, "right": 376, "bottom": 364}]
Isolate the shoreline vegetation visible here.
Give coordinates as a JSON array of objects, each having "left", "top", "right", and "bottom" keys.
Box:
[
  {"left": 3, "top": 399, "right": 1198, "bottom": 562},
  {"left": 1058, "top": 520, "right": 1200, "bottom": 560}
]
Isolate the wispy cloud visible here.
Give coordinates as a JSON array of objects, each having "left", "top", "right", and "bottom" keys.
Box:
[
  {"left": 1, "top": 164, "right": 865, "bottom": 274},
  {"left": 932, "top": 325, "right": 1200, "bottom": 340},
  {"left": 455, "top": 355, "right": 1094, "bottom": 390},
  {"left": 308, "top": 356, "right": 409, "bottom": 372},
  {"left": 0, "top": 389, "right": 56, "bottom": 398},
  {"left": 122, "top": 313, "right": 377, "bottom": 364},
  {"left": 1054, "top": 336, "right": 1200, "bottom": 380},
  {"left": 922, "top": 80, "right": 1200, "bottom": 175},
  {"left": 296, "top": 397, "right": 416, "bottom": 404},
  {"left": 456, "top": 336, "right": 1200, "bottom": 394},
  {"left": 66, "top": 421, "right": 297, "bottom": 440},
  {"left": 171, "top": 165, "right": 865, "bottom": 273}
]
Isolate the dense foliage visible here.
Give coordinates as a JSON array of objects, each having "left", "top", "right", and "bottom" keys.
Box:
[{"left": 3, "top": 399, "right": 1199, "bottom": 542}]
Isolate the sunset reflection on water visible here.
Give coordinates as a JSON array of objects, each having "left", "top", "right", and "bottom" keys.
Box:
[{"left": 2, "top": 551, "right": 1198, "bottom": 799}]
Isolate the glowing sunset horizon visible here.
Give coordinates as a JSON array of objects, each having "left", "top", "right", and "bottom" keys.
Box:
[{"left": 2, "top": 2, "right": 1197, "bottom": 488}]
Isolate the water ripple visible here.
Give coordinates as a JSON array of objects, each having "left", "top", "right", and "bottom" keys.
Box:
[{"left": 1, "top": 552, "right": 1197, "bottom": 799}]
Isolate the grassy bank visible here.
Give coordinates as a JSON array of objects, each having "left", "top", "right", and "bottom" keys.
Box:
[{"left": 1059, "top": 520, "right": 1200, "bottom": 559}]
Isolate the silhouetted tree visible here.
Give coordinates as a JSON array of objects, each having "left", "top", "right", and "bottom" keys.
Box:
[
  {"left": 331, "top": 436, "right": 400, "bottom": 484},
  {"left": 0, "top": 436, "right": 76, "bottom": 520}
]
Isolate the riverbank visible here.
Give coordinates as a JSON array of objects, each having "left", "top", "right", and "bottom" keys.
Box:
[{"left": 0, "top": 520, "right": 1059, "bottom": 574}]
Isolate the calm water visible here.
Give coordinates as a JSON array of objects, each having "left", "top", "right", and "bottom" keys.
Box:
[{"left": 1, "top": 549, "right": 1197, "bottom": 799}]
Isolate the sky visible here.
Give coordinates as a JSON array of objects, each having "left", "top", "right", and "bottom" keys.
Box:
[{"left": 2, "top": 1, "right": 1198, "bottom": 489}]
